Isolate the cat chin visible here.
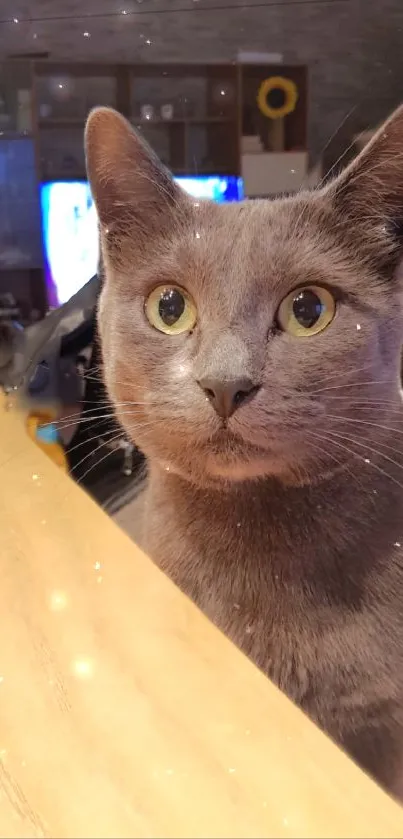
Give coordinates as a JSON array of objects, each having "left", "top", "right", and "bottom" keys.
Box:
[
  {"left": 205, "top": 454, "right": 282, "bottom": 482},
  {"left": 156, "top": 451, "right": 309, "bottom": 488},
  {"left": 154, "top": 449, "right": 347, "bottom": 490}
]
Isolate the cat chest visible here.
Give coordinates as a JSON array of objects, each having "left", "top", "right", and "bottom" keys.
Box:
[{"left": 193, "top": 580, "right": 317, "bottom": 704}]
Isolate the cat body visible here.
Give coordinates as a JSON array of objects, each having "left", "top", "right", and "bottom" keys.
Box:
[{"left": 86, "top": 104, "right": 403, "bottom": 796}]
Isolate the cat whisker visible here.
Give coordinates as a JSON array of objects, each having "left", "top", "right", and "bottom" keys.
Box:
[
  {"left": 313, "top": 103, "right": 361, "bottom": 191},
  {"left": 324, "top": 428, "right": 403, "bottom": 471},
  {"left": 66, "top": 427, "right": 125, "bottom": 457},
  {"left": 310, "top": 380, "right": 399, "bottom": 395},
  {"left": 80, "top": 374, "right": 103, "bottom": 384},
  {"left": 305, "top": 436, "right": 343, "bottom": 467},
  {"left": 308, "top": 429, "right": 403, "bottom": 493},
  {"left": 69, "top": 420, "right": 165, "bottom": 480},
  {"left": 305, "top": 431, "right": 365, "bottom": 489},
  {"left": 54, "top": 405, "right": 161, "bottom": 434},
  {"left": 73, "top": 420, "right": 167, "bottom": 485},
  {"left": 74, "top": 434, "right": 127, "bottom": 486},
  {"left": 323, "top": 402, "right": 403, "bottom": 415},
  {"left": 53, "top": 413, "right": 119, "bottom": 434},
  {"left": 51, "top": 404, "right": 118, "bottom": 425},
  {"left": 74, "top": 443, "right": 141, "bottom": 489},
  {"left": 304, "top": 362, "right": 375, "bottom": 388},
  {"left": 83, "top": 364, "right": 392, "bottom": 403},
  {"left": 327, "top": 413, "right": 403, "bottom": 437},
  {"left": 323, "top": 396, "right": 403, "bottom": 406},
  {"left": 69, "top": 431, "right": 125, "bottom": 475},
  {"left": 53, "top": 397, "right": 197, "bottom": 436}
]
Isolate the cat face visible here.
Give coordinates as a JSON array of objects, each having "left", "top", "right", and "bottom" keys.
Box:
[{"left": 86, "top": 107, "right": 403, "bottom": 487}]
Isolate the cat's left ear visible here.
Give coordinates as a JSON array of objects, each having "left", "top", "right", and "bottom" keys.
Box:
[
  {"left": 85, "top": 106, "right": 189, "bottom": 245},
  {"left": 327, "top": 104, "right": 403, "bottom": 267}
]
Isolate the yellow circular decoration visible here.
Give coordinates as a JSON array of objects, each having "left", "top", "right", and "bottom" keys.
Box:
[{"left": 257, "top": 76, "right": 298, "bottom": 120}]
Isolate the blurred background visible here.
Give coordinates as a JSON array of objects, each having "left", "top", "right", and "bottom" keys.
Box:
[{"left": 0, "top": 0, "right": 402, "bottom": 320}]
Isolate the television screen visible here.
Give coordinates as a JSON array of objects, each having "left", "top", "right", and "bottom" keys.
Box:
[
  {"left": 41, "top": 180, "right": 99, "bottom": 308},
  {"left": 175, "top": 176, "right": 243, "bottom": 203},
  {"left": 40, "top": 175, "right": 244, "bottom": 308}
]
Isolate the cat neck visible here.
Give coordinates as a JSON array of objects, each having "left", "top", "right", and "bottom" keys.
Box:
[
  {"left": 140, "top": 452, "right": 403, "bottom": 683},
  {"left": 145, "top": 457, "right": 403, "bottom": 593}
]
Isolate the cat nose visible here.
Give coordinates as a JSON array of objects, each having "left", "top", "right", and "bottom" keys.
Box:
[{"left": 198, "top": 376, "right": 260, "bottom": 419}]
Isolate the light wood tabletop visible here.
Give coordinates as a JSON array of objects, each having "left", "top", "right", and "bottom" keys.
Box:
[{"left": 0, "top": 392, "right": 403, "bottom": 838}]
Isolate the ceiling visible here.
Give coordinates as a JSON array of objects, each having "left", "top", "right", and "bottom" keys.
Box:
[
  {"left": 0, "top": 0, "right": 325, "bottom": 63},
  {"left": 1, "top": 0, "right": 266, "bottom": 62}
]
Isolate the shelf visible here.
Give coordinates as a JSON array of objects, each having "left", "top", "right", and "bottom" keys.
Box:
[
  {"left": 33, "top": 61, "right": 308, "bottom": 189},
  {"left": 39, "top": 116, "right": 235, "bottom": 129},
  {"left": 134, "top": 117, "right": 234, "bottom": 124},
  {"left": 38, "top": 118, "right": 94, "bottom": 129}
]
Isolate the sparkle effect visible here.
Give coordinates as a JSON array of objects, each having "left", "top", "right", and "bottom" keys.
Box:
[
  {"left": 49, "top": 590, "right": 68, "bottom": 612},
  {"left": 73, "top": 658, "right": 94, "bottom": 679}
]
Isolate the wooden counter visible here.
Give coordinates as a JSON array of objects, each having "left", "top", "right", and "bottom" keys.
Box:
[{"left": 0, "top": 392, "right": 403, "bottom": 838}]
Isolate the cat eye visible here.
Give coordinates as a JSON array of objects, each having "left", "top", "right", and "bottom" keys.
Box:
[
  {"left": 145, "top": 285, "right": 197, "bottom": 335},
  {"left": 276, "top": 285, "right": 336, "bottom": 337}
]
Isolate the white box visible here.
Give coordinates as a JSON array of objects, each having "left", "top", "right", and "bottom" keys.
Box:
[{"left": 242, "top": 151, "right": 310, "bottom": 197}]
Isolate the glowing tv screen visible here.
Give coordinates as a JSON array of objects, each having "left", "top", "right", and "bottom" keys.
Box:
[{"left": 40, "top": 176, "right": 244, "bottom": 308}]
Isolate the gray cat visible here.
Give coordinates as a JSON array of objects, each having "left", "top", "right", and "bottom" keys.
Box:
[{"left": 86, "top": 105, "right": 403, "bottom": 798}]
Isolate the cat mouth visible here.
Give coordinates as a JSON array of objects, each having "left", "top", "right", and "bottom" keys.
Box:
[
  {"left": 209, "top": 424, "right": 269, "bottom": 449},
  {"left": 207, "top": 427, "right": 264, "bottom": 455},
  {"left": 202, "top": 428, "right": 275, "bottom": 480},
  {"left": 208, "top": 426, "right": 246, "bottom": 449}
]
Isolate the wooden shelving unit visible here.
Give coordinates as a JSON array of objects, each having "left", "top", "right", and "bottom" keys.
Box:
[
  {"left": 33, "top": 63, "right": 118, "bottom": 180},
  {"left": 0, "top": 59, "right": 309, "bottom": 315},
  {"left": 33, "top": 62, "right": 242, "bottom": 181},
  {"left": 30, "top": 61, "right": 309, "bottom": 184},
  {"left": 31, "top": 60, "right": 309, "bottom": 186}
]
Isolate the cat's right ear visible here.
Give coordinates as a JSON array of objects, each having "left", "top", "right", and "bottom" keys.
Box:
[
  {"left": 85, "top": 107, "right": 188, "bottom": 245},
  {"left": 325, "top": 105, "right": 403, "bottom": 271}
]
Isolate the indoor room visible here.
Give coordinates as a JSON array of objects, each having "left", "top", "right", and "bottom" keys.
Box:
[{"left": 1, "top": 1, "right": 403, "bottom": 836}]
